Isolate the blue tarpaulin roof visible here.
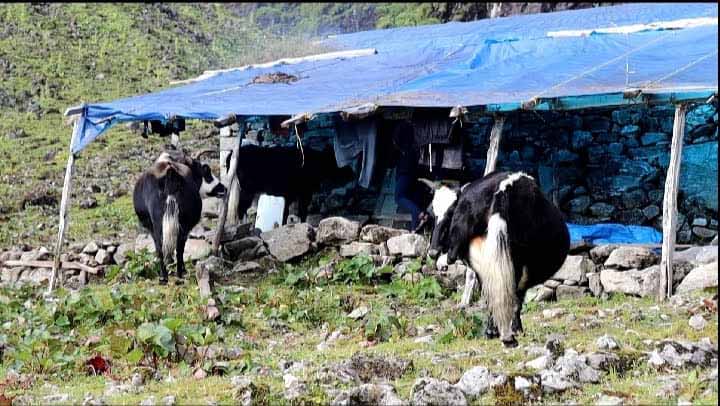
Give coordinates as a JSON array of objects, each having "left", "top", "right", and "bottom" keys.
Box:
[{"left": 70, "top": 3, "right": 718, "bottom": 153}]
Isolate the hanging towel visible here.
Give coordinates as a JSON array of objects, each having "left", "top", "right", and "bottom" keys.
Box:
[{"left": 333, "top": 118, "right": 377, "bottom": 188}]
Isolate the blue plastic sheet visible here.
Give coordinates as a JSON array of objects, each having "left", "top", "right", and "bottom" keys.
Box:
[
  {"left": 71, "top": 3, "right": 718, "bottom": 153},
  {"left": 567, "top": 223, "right": 663, "bottom": 245}
]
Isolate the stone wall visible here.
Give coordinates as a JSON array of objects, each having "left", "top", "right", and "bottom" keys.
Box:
[{"left": 225, "top": 103, "right": 718, "bottom": 242}]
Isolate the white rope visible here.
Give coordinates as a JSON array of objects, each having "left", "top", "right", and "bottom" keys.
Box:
[
  {"left": 294, "top": 124, "right": 305, "bottom": 168},
  {"left": 527, "top": 33, "right": 671, "bottom": 101},
  {"left": 639, "top": 49, "right": 719, "bottom": 89}
]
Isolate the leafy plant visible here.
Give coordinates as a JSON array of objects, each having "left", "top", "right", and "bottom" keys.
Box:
[
  {"left": 438, "top": 312, "right": 485, "bottom": 344},
  {"left": 364, "top": 305, "right": 401, "bottom": 342},
  {"left": 332, "top": 255, "right": 393, "bottom": 284}
]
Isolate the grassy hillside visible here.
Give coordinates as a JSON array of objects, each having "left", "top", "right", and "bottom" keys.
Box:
[{"left": 0, "top": 3, "right": 330, "bottom": 249}]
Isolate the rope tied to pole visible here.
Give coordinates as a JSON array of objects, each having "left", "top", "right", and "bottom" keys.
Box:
[{"left": 294, "top": 123, "right": 305, "bottom": 168}]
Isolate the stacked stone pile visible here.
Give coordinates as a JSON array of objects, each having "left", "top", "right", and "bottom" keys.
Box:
[{"left": 525, "top": 243, "right": 718, "bottom": 302}]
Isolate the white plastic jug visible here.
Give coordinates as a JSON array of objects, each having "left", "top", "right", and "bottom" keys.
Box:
[{"left": 255, "top": 194, "right": 286, "bottom": 232}]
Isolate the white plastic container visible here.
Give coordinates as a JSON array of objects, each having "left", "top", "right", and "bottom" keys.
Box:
[{"left": 254, "top": 194, "right": 286, "bottom": 232}]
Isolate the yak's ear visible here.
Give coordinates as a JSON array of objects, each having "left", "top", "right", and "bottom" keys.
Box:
[{"left": 460, "top": 182, "right": 471, "bottom": 194}]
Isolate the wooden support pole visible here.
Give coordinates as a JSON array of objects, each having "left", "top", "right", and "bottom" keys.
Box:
[
  {"left": 49, "top": 108, "right": 84, "bottom": 293},
  {"left": 484, "top": 116, "right": 505, "bottom": 176},
  {"left": 213, "top": 121, "right": 245, "bottom": 256},
  {"left": 658, "top": 103, "right": 687, "bottom": 301}
]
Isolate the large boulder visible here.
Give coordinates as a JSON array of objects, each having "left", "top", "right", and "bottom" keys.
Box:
[
  {"left": 552, "top": 256, "right": 594, "bottom": 283},
  {"left": 604, "top": 246, "right": 657, "bottom": 269},
  {"left": 386, "top": 234, "right": 428, "bottom": 257},
  {"left": 600, "top": 266, "right": 659, "bottom": 297},
  {"left": 411, "top": 378, "right": 467, "bottom": 406},
  {"left": 317, "top": 217, "right": 360, "bottom": 246},
  {"left": 340, "top": 242, "right": 376, "bottom": 258},
  {"left": 359, "top": 225, "right": 407, "bottom": 244},
  {"left": 223, "top": 237, "right": 268, "bottom": 261},
  {"left": 676, "top": 262, "right": 718, "bottom": 293},
  {"left": 260, "top": 223, "right": 314, "bottom": 262},
  {"left": 589, "top": 245, "right": 619, "bottom": 264},
  {"left": 674, "top": 246, "right": 717, "bottom": 267},
  {"left": 183, "top": 239, "right": 212, "bottom": 262}
]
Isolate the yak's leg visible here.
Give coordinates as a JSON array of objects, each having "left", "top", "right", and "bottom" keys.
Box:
[
  {"left": 297, "top": 193, "right": 312, "bottom": 223},
  {"left": 512, "top": 265, "right": 530, "bottom": 334},
  {"left": 484, "top": 314, "right": 500, "bottom": 339},
  {"left": 153, "top": 231, "right": 168, "bottom": 285},
  {"left": 458, "top": 268, "right": 478, "bottom": 309},
  {"left": 175, "top": 230, "right": 189, "bottom": 280},
  {"left": 237, "top": 189, "right": 254, "bottom": 223}
]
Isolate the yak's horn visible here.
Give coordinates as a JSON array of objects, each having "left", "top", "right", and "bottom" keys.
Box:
[{"left": 418, "top": 178, "right": 439, "bottom": 190}]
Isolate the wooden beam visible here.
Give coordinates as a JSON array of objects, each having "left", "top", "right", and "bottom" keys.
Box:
[
  {"left": 658, "top": 103, "right": 687, "bottom": 301},
  {"left": 49, "top": 108, "right": 85, "bottom": 293},
  {"left": 213, "top": 121, "right": 245, "bottom": 255},
  {"left": 2, "top": 260, "right": 99, "bottom": 274},
  {"left": 484, "top": 115, "right": 505, "bottom": 176}
]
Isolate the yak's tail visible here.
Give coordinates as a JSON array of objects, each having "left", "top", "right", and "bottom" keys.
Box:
[
  {"left": 161, "top": 167, "right": 182, "bottom": 264},
  {"left": 470, "top": 174, "right": 527, "bottom": 344}
]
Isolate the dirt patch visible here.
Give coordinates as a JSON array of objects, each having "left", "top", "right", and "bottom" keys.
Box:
[{"left": 250, "top": 72, "right": 299, "bottom": 85}]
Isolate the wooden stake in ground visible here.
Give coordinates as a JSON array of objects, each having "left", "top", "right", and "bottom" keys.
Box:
[
  {"left": 213, "top": 122, "right": 245, "bottom": 256},
  {"left": 484, "top": 115, "right": 505, "bottom": 176},
  {"left": 49, "top": 108, "right": 85, "bottom": 294},
  {"left": 658, "top": 103, "right": 687, "bottom": 300}
]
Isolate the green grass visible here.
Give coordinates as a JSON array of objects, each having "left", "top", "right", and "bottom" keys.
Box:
[{"left": 1, "top": 250, "right": 717, "bottom": 404}]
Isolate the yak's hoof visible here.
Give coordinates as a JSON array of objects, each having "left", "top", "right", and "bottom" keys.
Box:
[
  {"left": 174, "top": 278, "right": 185, "bottom": 286},
  {"left": 159, "top": 278, "right": 169, "bottom": 286},
  {"left": 484, "top": 329, "right": 500, "bottom": 339},
  {"left": 502, "top": 337, "right": 519, "bottom": 348}
]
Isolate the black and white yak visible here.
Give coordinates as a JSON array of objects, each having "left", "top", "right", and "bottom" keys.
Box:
[
  {"left": 133, "top": 149, "right": 227, "bottom": 284},
  {"left": 423, "top": 171, "right": 570, "bottom": 347}
]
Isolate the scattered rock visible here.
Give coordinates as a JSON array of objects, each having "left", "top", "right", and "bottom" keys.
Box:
[
  {"left": 331, "top": 383, "right": 404, "bottom": 406},
  {"left": 231, "top": 376, "right": 257, "bottom": 406},
  {"left": 596, "top": 335, "right": 619, "bottom": 350},
  {"left": 386, "top": 234, "right": 428, "bottom": 257},
  {"left": 223, "top": 236, "right": 267, "bottom": 261},
  {"left": 590, "top": 245, "right": 618, "bottom": 263},
  {"left": 604, "top": 246, "right": 657, "bottom": 269},
  {"left": 533, "top": 286, "right": 555, "bottom": 302},
  {"left": 553, "top": 255, "right": 593, "bottom": 283},
  {"left": 586, "top": 352, "right": 621, "bottom": 371},
  {"left": 340, "top": 242, "right": 375, "bottom": 257},
  {"left": 539, "top": 369, "right": 575, "bottom": 393},
  {"left": 283, "top": 373, "right": 307, "bottom": 400},
  {"left": 131, "top": 372, "right": 144, "bottom": 387},
  {"left": 230, "top": 261, "right": 262, "bottom": 274},
  {"left": 260, "top": 223, "right": 314, "bottom": 262},
  {"left": 600, "top": 267, "right": 659, "bottom": 297},
  {"left": 597, "top": 395, "right": 624, "bottom": 405},
  {"left": 542, "top": 308, "right": 565, "bottom": 319},
  {"left": 412, "top": 377, "right": 467, "bottom": 406},
  {"left": 43, "top": 394, "right": 70, "bottom": 404},
  {"left": 183, "top": 239, "right": 212, "bottom": 262},
  {"left": 95, "top": 249, "right": 111, "bottom": 265},
  {"left": 348, "top": 306, "right": 369, "bottom": 320},
  {"left": 454, "top": 366, "right": 506, "bottom": 398},
  {"left": 82, "top": 242, "right": 99, "bottom": 255},
  {"left": 140, "top": 396, "right": 155, "bottom": 406},
  {"left": 655, "top": 376, "right": 681, "bottom": 399},
  {"left": 544, "top": 279, "right": 562, "bottom": 289},
  {"left": 161, "top": 396, "right": 176, "bottom": 406},
  {"left": 359, "top": 224, "right": 407, "bottom": 244},
  {"left": 587, "top": 272, "right": 603, "bottom": 296},
  {"left": 689, "top": 314, "right": 707, "bottom": 330},
  {"left": 80, "top": 197, "right": 98, "bottom": 209},
  {"left": 675, "top": 246, "right": 718, "bottom": 266},
  {"left": 317, "top": 217, "right": 360, "bottom": 245},
  {"left": 526, "top": 355, "right": 551, "bottom": 370},
  {"left": 675, "top": 261, "right": 718, "bottom": 293}
]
